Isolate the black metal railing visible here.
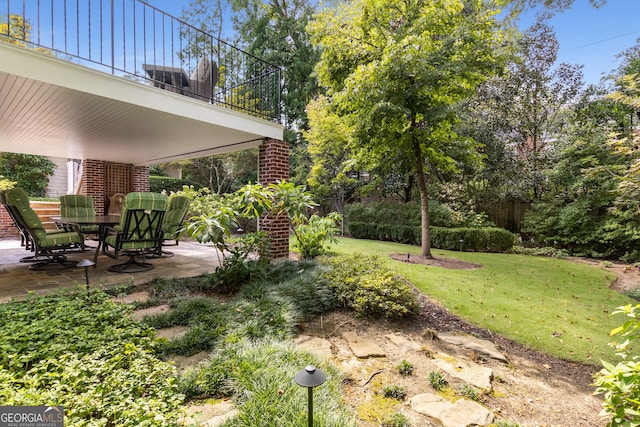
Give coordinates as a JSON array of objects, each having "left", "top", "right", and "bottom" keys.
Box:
[{"left": 0, "top": 0, "right": 282, "bottom": 122}]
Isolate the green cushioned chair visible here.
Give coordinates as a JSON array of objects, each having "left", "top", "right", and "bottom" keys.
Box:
[
  {"left": 154, "top": 195, "right": 190, "bottom": 257},
  {"left": 103, "top": 192, "right": 168, "bottom": 273},
  {"left": 4, "top": 187, "right": 84, "bottom": 270},
  {"left": 59, "top": 194, "right": 100, "bottom": 249}
]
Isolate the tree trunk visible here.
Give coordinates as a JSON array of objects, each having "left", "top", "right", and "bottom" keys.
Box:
[{"left": 411, "top": 132, "right": 432, "bottom": 258}]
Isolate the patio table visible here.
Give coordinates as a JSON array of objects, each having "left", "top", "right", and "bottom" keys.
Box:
[{"left": 51, "top": 215, "right": 122, "bottom": 266}]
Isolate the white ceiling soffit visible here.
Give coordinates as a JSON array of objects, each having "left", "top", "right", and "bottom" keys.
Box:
[{"left": 0, "top": 43, "right": 283, "bottom": 166}]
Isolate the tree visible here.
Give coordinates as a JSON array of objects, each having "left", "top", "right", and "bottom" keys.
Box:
[
  {"left": 182, "top": 149, "right": 258, "bottom": 194},
  {"left": 309, "top": 0, "right": 507, "bottom": 258},
  {"left": 0, "top": 153, "right": 56, "bottom": 197}
]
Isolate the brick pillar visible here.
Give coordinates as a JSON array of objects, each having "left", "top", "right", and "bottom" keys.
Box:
[
  {"left": 258, "top": 138, "right": 290, "bottom": 258},
  {"left": 132, "top": 166, "right": 150, "bottom": 192},
  {"left": 0, "top": 204, "right": 19, "bottom": 239},
  {"left": 80, "top": 159, "right": 106, "bottom": 214}
]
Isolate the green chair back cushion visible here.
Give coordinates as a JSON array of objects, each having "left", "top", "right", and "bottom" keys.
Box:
[
  {"left": 106, "top": 192, "right": 168, "bottom": 250},
  {"left": 162, "top": 196, "right": 190, "bottom": 238}
]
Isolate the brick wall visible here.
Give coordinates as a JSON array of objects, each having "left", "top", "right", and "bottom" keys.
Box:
[
  {"left": 258, "top": 138, "right": 290, "bottom": 258},
  {"left": 80, "top": 159, "right": 106, "bottom": 214},
  {"left": 0, "top": 204, "right": 18, "bottom": 238},
  {"left": 132, "top": 166, "right": 150, "bottom": 192}
]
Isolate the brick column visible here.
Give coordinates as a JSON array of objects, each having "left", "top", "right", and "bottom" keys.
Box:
[
  {"left": 132, "top": 166, "right": 150, "bottom": 192},
  {"left": 80, "top": 160, "right": 106, "bottom": 214},
  {"left": 258, "top": 138, "right": 290, "bottom": 258},
  {"left": 0, "top": 204, "right": 19, "bottom": 238}
]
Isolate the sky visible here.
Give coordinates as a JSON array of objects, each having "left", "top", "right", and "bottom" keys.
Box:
[
  {"left": 158, "top": 0, "right": 640, "bottom": 87},
  {"left": 518, "top": 0, "right": 640, "bottom": 85}
]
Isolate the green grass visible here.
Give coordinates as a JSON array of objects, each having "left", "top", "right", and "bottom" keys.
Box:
[{"left": 326, "top": 236, "right": 634, "bottom": 364}]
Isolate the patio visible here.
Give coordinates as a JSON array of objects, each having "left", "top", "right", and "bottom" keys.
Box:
[{"left": 0, "top": 238, "right": 220, "bottom": 302}]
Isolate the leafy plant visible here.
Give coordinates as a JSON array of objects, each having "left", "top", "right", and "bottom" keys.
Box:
[
  {"left": 320, "top": 253, "right": 420, "bottom": 319},
  {"left": 381, "top": 412, "right": 411, "bottom": 427},
  {"left": 293, "top": 212, "right": 341, "bottom": 258},
  {"left": 458, "top": 384, "right": 481, "bottom": 401},
  {"left": 382, "top": 384, "right": 407, "bottom": 401},
  {"left": 396, "top": 359, "right": 415, "bottom": 376},
  {"left": 0, "top": 153, "right": 55, "bottom": 197},
  {"left": 594, "top": 304, "right": 640, "bottom": 426},
  {"left": 428, "top": 370, "right": 448, "bottom": 391}
]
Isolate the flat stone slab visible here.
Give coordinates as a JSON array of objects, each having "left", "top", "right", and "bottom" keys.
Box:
[
  {"left": 438, "top": 332, "right": 507, "bottom": 363},
  {"left": 156, "top": 325, "right": 188, "bottom": 340},
  {"left": 182, "top": 401, "right": 237, "bottom": 427},
  {"left": 434, "top": 358, "right": 493, "bottom": 390},
  {"left": 411, "top": 393, "right": 494, "bottom": 427},
  {"left": 294, "top": 335, "right": 332, "bottom": 359},
  {"left": 385, "top": 333, "right": 421, "bottom": 352},
  {"left": 343, "top": 331, "right": 385, "bottom": 358},
  {"left": 112, "top": 291, "right": 150, "bottom": 304},
  {"left": 170, "top": 351, "right": 209, "bottom": 371},
  {"left": 132, "top": 304, "right": 171, "bottom": 321}
]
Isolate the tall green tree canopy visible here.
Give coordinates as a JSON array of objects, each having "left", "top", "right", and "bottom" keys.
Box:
[{"left": 309, "top": 0, "right": 509, "bottom": 257}]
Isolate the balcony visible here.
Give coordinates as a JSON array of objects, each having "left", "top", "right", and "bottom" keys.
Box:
[{"left": 0, "top": 0, "right": 283, "bottom": 166}]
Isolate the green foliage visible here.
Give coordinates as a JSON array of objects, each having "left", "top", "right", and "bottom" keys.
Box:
[
  {"left": 0, "top": 289, "right": 184, "bottom": 426},
  {"left": 594, "top": 304, "right": 640, "bottom": 426},
  {"left": 396, "top": 359, "right": 415, "bottom": 376},
  {"left": 320, "top": 254, "right": 420, "bottom": 319},
  {"left": 458, "top": 384, "right": 481, "bottom": 401},
  {"left": 293, "top": 212, "right": 341, "bottom": 258},
  {"left": 0, "top": 176, "right": 16, "bottom": 190},
  {"left": 149, "top": 175, "right": 198, "bottom": 194},
  {"left": 345, "top": 200, "right": 455, "bottom": 228},
  {"left": 381, "top": 412, "right": 411, "bottom": 427},
  {"left": 382, "top": 385, "right": 407, "bottom": 401},
  {"left": 348, "top": 222, "right": 514, "bottom": 253},
  {"left": 428, "top": 370, "right": 448, "bottom": 391},
  {"left": 511, "top": 245, "right": 570, "bottom": 258},
  {"left": 0, "top": 153, "right": 55, "bottom": 197}
]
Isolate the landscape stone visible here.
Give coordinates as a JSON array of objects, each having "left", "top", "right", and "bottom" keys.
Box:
[
  {"left": 131, "top": 304, "right": 171, "bottom": 321},
  {"left": 182, "top": 401, "right": 237, "bottom": 427},
  {"left": 170, "top": 351, "right": 209, "bottom": 371},
  {"left": 156, "top": 325, "right": 188, "bottom": 340},
  {"left": 411, "top": 393, "right": 494, "bottom": 427},
  {"left": 112, "top": 291, "right": 150, "bottom": 304},
  {"left": 434, "top": 357, "right": 493, "bottom": 390},
  {"left": 438, "top": 332, "right": 507, "bottom": 362},
  {"left": 343, "top": 331, "right": 385, "bottom": 358},
  {"left": 294, "top": 334, "right": 333, "bottom": 359},
  {"left": 385, "top": 333, "right": 422, "bottom": 352}
]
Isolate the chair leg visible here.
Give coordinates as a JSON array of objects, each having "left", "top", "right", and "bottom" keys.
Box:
[
  {"left": 108, "top": 252, "right": 155, "bottom": 273},
  {"left": 28, "top": 254, "right": 77, "bottom": 270}
]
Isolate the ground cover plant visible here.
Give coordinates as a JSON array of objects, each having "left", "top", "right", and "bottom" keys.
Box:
[{"left": 327, "top": 236, "right": 634, "bottom": 364}]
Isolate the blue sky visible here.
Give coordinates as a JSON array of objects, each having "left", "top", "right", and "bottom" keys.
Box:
[
  {"left": 159, "top": 0, "right": 640, "bottom": 86},
  {"left": 518, "top": 0, "right": 640, "bottom": 85}
]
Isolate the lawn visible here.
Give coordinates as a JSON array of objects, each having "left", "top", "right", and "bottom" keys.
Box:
[{"left": 327, "top": 236, "right": 634, "bottom": 364}]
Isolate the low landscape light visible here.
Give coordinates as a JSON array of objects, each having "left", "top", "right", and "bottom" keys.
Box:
[
  {"left": 294, "top": 365, "right": 326, "bottom": 427},
  {"left": 76, "top": 259, "right": 95, "bottom": 291}
]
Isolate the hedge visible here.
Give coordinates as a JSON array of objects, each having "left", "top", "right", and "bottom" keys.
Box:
[
  {"left": 149, "top": 176, "right": 198, "bottom": 194},
  {"left": 348, "top": 222, "right": 514, "bottom": 252}
]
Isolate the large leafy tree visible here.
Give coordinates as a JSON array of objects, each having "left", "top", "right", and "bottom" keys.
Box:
[{"left": 309, "top": 0, "right": 508, "bottom": 258}]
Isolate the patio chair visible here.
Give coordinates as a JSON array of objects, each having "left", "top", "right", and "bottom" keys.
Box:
[
  {"left": 59, "top": 195, "right": 100, "bottom": 240},
  {"left": 153, "top": 195, "right": 190, "bottom": 258},
  {"left": 4, "top": 187, "right": 84, "bottom": 270},
  {"left": 187, "top": 57, "right": 219, "bottom": 102},
  {"left": 0, "top": 189, "right": 30, "bottom": 251},
  {"left": 102, "top": 192, "right": 168, "bottom": 273}
]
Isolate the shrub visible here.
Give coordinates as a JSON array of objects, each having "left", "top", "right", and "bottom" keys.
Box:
[
  {"left": 396, "top": 360, "right": 415, "bottom": 376},
  {"left": 458, "top": 384, "right": 481, "bottom": 401},
  {"left": 320, "top": 254, "right": 420, "bottom": 319},
  {"left": 293, "top": 212, "right": 341, "bottom": 258},
  {"left": 0, "top": 153, "right": 55, "bottom": 197},
  {"left": 382, "top": 385, "right": 407, "bottom": 401},
  {"left": 593, "top": 304, "right": 640, "bottom": 426},
  {"left": 428, "top": 370, "right": 448, "bottom": 391},
  {"left": 150, "top": 176, "right": 198, "bottom": 194},
  {"left": 381, "top": 412, "right": 411, "bottom": 427}
]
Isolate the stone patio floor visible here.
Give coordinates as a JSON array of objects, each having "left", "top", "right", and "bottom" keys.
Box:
[{"left": 0, "top": 238, "right": 220, "bottom": 302}]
